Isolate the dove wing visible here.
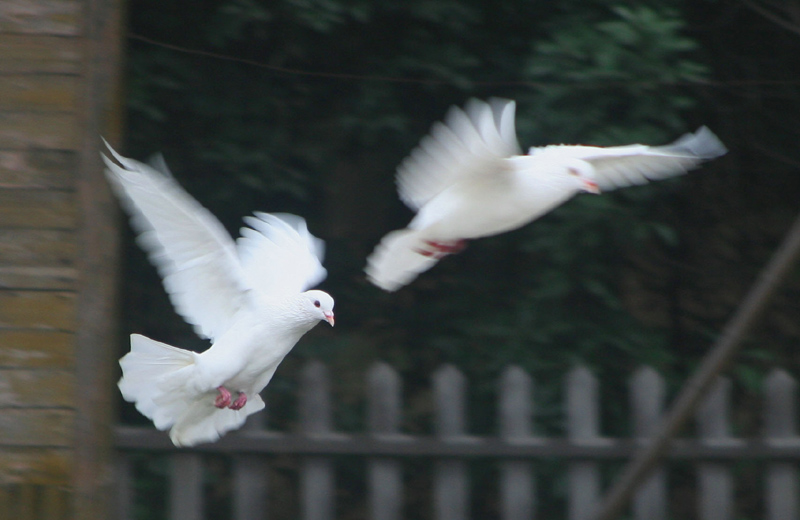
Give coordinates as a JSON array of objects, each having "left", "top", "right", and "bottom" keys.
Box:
[
  {"left": 236, "top": 212, "right": 327, "bottom": 297},
  {"left": 566, "top": 127, "right": 727, "bottom": 191},
  {"left": 397, "top": 98, "right": 522, "bottom": 212},
  {"left": 102, "top": 141, "right": 247, "bottom": 341}
]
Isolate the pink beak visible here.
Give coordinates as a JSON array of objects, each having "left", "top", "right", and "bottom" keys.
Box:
[
  {"left": 583, "top": 179, "right": 601, "bottom": 194},
  {"left": 324, "top": 311, "right": 335, "bottom": 327}
]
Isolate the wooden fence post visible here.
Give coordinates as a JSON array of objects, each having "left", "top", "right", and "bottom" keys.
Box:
[
  {"left": 301, "top": 360, "right": 334, "bottom": 520},
  {"left": 170, "top": 452, "right": 203, "bottom": 520},
  {"left": 499, "top": 366, "right": 535, "bottom": 520},
  {"left": 696, "top": 377, "right": 732, "bottom": 520},
  {"left": 367, "top": 362, "right": 403, "bottom": 520},
  {"left": 115, "top": 454, "right": 133, "bottom": 520},
  {"left": 233, "top": 410, "right": 269, "bottom": 520},
  {"left": 629, "top": 366, "right": 667, "bottom": 520},
  {"left": 567, "top": 366, "right": 601, "bottom": 520},
  {"left": 434, "top": 365, "right": 469, "bottom": 520},
  {"left": 764, "top": 369, "right": 799, "bottom": 520}
]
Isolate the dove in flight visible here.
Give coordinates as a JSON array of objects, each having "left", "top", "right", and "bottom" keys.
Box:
[
  {"left": 102, "top": 141, "right": 334, "bottom": 446},
  {"left": 365, "top": 98, "right": 727, "bottom": 291}
]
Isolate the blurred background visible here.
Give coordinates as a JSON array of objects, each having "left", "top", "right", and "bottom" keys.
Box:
[{"left": 111, "top": 0, "right": 800, "bottom": 518}]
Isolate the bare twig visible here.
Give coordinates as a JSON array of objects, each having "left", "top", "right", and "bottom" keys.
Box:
[
  {"left": 740, "top": 0, "right": 800, "bottom": 37},
  {"left": 593, "top": 208, "right": 800, "bottom": 520}
]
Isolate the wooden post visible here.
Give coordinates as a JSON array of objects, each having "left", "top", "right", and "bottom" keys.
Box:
[
  {"left": 170, "top": 453, "right": 204, "bottom": 520},
  {"left": 498, "top": 366, "right": 536, "bottom": 520},
  {"left": 696, "top": 378, "right": 733, "bottom": 520},
  {"left": 300, "top": 361, "right": 334, "bottom": 520},
  {"left": 115, "top": 454, "right": 133, "bottom": 520},
  {"left": 629, "top": 366, "right": 667, "bottom": 520},
  {"left": 764, "top": 370, "right": 799, "bottom": 520},
  {"left": 233, "top": 412, "right": 269, "bottom": 520},
  {"left": 74, "top": 0, "right": 125, "bottom": 518},
  {"left": 567, "top": 366, "right": 601, "bottom": 520},
  {"left": 367, "top": 362, "right": 403, "bottom": 520},
  {"left": 433, "top": 365, "right": 469, "bottom": 520}
]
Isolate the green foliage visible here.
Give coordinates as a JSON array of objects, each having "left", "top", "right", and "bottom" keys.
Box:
[
  {"left": 123, "top": 0, "right": 711, "bottom": 425},
  {"left": 117, "top": 0, "right": 795, "bottom": 516}
]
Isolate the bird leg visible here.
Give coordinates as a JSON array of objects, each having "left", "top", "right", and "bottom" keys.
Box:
[
  {"left": 215, "top": 386, "right": 232, "bottom": 408},
  {"left": 230, "top": 392, "right": 247, "bottom": 411},
  {"left": 416, "top": 239, "right": 467, "bottom": 259}
]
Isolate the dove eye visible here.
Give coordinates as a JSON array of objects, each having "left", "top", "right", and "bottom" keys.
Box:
[{"left": 314, "top": 300, "right": 321, "bottom": 308}]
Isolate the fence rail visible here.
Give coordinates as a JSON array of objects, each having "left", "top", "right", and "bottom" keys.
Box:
[{"left": 114, "top": 362, "right": 800, "bottom": 520}]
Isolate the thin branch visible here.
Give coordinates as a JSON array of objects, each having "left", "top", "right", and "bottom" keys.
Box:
[
  {"left": 129, "top": 32, "right": 800, "bottom": 89},
  {"left": 592, "top": 209, "right": 800, "bottom": 520},
  {"left": 740, "top": 0, "right": 800, "bottom": 37}
]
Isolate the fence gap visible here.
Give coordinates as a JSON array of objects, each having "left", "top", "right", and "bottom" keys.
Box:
[
  {"left": 567, "top": 365, "right": 601, "bottom": 520},
  {"left": 764, "top": 369, "right": 799, "bottom": 520},
  {"left": 629, "top": 366, "right": 667, "bottom": 520},
  {"left": 367, "top": 362, "right": 403, "bottom": 520},
  {"left": 696, "top": 377, "right": 733, "bottom": 520},
  {"left": 498, "top": 365, "right": 536, "bottom": 520},
  {"left": 300, "top": 360, "right": 334, "bottom": 520},
  {"left": 434, "top": 364, "right": 469, "bottom": 520}
]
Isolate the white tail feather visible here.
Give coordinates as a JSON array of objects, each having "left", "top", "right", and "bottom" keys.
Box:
[
  {"left": 365, "top": 229, "right": 440, "bottom": 291},
  {"left": 118, "top": 334, "right": 265, "bottom": 447}
]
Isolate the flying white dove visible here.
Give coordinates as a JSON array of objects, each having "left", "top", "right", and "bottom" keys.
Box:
[
  {"left": 365, "top": 98, "right": 727, "bottom": 291},
  {"left": 102, "top": 141, "right": 334, "bottom": 447}
]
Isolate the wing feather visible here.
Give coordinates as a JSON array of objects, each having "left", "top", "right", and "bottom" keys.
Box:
[
  {"left": 580, "top": 127, "right": 727, "bottom": 191},
  {"left": 102, "top": 140, "right": 247, "bottom": 340},
  {"left": 236, "top": 212, "right": 327, "bottom": 297},
  {"left": 397, "top": 98, "right": 522, "bottom": 211}
]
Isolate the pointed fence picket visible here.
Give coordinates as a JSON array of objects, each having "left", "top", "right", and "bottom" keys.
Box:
[
  {"left": 764, "top": 369, "right": 799, "bottom": 520},
  {"left": 498, "top": 366, "right": 535, "bottom": 520},
  {"left": 115, "top": 362, "right": 800, "bottom": 520},
  {"left": 629, "top": 367, "right": 666, "bottom": 520}
]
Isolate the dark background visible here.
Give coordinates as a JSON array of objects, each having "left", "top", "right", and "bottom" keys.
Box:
[{"left": 115, "top": 1, "right": 800, "bottom": 517}]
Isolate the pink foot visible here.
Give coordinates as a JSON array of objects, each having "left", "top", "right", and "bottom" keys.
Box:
[
  {"left": 230, "top": 392, "right": 247, "bottom": 410},
  {"left": 215, "top": 386, "right": 232, "bottom": 408},
  {"left": 415, "top": 239, "right": 468, "bottom": 259}
]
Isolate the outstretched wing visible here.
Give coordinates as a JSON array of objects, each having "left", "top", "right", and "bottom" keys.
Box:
[
  {"left": 397, "top": 98, "right": 522, "bottom": 212},
  {"left": 534, "top": 127, "right": 727, "bottom": 191},
  {"left": 236, "top": 212, "right": 327, "bottom": 297},
  {"left": 102, "top": 140, "right": 247, "bottom": 340}
]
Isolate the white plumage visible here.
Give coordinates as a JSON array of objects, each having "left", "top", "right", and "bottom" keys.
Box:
[
  {"left": 366, "top": 98, "right": 727, "bottom": 291},
  {"left": 103, "top": 141, "right": 334, "bottom": 446}
]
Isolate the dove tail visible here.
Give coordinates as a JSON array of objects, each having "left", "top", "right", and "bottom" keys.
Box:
[
  {"left": 365, "top": 229, "right": 448, "bottom": 291},
  {"left": 118, "top": 334, "right": 265, "bottom": 447}
]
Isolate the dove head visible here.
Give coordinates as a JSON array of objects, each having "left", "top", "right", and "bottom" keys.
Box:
[
  {"left": 563, "top": 159, "right": 600, "bottom": 195},
  {"left": 301, "top": 290, "right": 335, "bottom": 327}
]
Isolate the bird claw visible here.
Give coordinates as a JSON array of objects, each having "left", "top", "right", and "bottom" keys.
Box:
[
  {"left": 415, "top": 240, "right": 467, "bottom": 259},
  {"left": 230, "top": 392, "right": 247, "bottom": 410},
  {"left": 215, "top": 386, "right": 247, "bottom": 410},
  {"left": 215, "top": 386, "right": 232, "bottom": 408}
]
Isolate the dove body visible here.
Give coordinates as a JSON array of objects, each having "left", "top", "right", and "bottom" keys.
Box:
[
  {"left": 409, "top": 155, "right": 598, "bottom": 241},
  {"left": 103, "top": 141, "right": 334, "bottom": 446},
  {"left": 366, "top": 98, "right": 726, "bottom": 291}
]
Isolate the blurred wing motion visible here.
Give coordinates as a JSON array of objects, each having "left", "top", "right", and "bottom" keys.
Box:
[
  {"left": 102, "top": 140, "right": 246, "bottom": 340},
  {"left": 531, "top": 126, "right": 727, "bottom": 191},
  {"left": 367, "top": 99, "right": 521, "bottom": 291},
  {"left": 237, "top": 212, "right": 327, "bottom": 297},
  {"left": 396, "top": 98, "right": 521, "bottom": 211},
  {"left": 366, "top": 98, "right": 727, "bottom": 292}
]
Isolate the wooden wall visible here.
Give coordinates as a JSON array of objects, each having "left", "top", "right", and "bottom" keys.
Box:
[{"left": 0, "top": 1, "right": 123, "bottom": 518}]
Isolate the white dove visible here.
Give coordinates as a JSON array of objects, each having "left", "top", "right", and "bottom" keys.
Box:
[
  {"left": 365, "top": 98, "right": 727, "bottom": 291},
  {"left": 102, "top": 141, "right": 334, "bottom": 447}
]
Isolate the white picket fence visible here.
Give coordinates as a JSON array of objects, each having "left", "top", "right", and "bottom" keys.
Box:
[{"left": 115, "top": 362, "right": 800, "bottom": 520}]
